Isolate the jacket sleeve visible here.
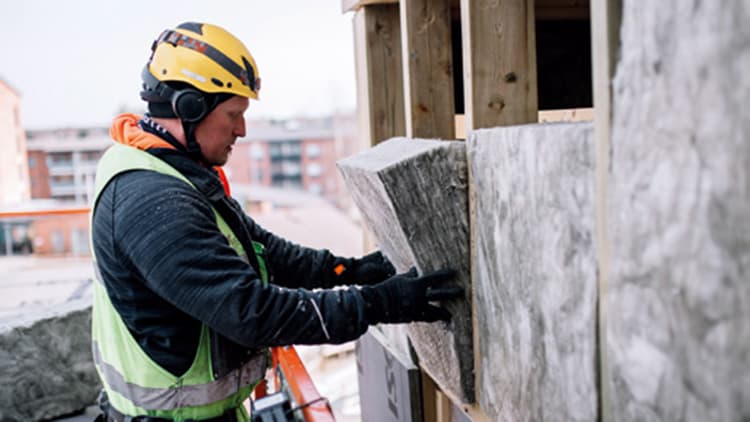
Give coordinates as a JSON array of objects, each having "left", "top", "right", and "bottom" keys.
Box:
[
  {"left": 111, "top": 171, "right": 368, "bottom": 348},
  {"left": 229, "top": 197, "right": 350, "bottom": 290}
]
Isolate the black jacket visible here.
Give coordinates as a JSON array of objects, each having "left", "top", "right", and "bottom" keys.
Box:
[{"left": 92, "top": 147, "right": 368, "bottom": 376}]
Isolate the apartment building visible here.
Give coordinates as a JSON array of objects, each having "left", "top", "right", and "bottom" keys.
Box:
[
  {"left": 27, "top": 115, "right": 358, "bottom": 207},
  {"left": 26, "top": 127, "right": 110, "bottom": 204},
  {"left": 0, "top": 78, "right": 32, "bottom": 255},
  {"left": 21, "top": 128, "right": 109, "bottom": 256},
  {"left": 21, "top": 114, "right": 357, "bottom": 255},
  {"left": 0, "top": 79, "right": 30, "bottom": 206},
  {"left": 225, "top": 114, "right": 358, "bottom": 206}
]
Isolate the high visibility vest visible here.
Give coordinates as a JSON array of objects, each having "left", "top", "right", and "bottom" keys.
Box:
[{"left": 90, "top": 144, "right": 268, "bottom": 421}]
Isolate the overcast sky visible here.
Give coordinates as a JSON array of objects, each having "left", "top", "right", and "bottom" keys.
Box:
[{"left": 0, "top": 1, "right": 357, "bottom": 129}]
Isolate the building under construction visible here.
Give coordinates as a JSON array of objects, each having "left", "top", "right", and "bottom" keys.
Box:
[
  {"left": 341, "top": 0, "right": 749, "bottom": 421},
  {"left": 0, "top": 0, "right": 748, "bottom": 421}
]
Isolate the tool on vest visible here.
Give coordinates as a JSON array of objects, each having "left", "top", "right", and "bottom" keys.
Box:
[
  {"left": 250, "top": 367, "right": 330, "bottom": 422},
  {"left": 252, "top": 385, "right": 331, "bottom": 422},
  {"left": 251, "top": 391, "right": 293, "bottom": 422}
]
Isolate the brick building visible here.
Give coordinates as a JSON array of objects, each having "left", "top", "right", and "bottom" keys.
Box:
[
  {"left": 0, "top": 78, "right": 32, "bottom": 255},
  {"left": 224, "top": 114, "right": 359, "bottom": 207},
  {"left": 16, "top": 128, "right": 109, "bottom": 256},
  {"left": 26, "top": 127, "right": 110, "bottom": 204},
  {"left": 20, "top": 114, "right": 358, "bottom": 256},
  {"left": 0, "top": 79, "right": 30, "bottom": 206},
  {"left": 27, "top": 210, "right": 90, "bottom": 256}
]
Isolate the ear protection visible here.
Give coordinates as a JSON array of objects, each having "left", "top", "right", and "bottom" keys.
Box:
[
  {"left": 140, "top": 66, "right": 209, "bottom": 123},
  {"left": 171, "top": 88, "right": 208, "bottom": 123}
]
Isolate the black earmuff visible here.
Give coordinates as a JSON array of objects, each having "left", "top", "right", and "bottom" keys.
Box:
[
  {"left": 172, "top": 89, "right": 208, "bottom": 123},
  {"left": 140, "top": 66, "right": 210, "bottom": 123}
]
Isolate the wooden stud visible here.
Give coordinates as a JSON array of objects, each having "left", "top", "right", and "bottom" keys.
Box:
[
  {"left": 536, "top": 0, "right": 590, "bottom": 20},
  {"left": 536, "top": 0, "right": 589, "bottom": 6},
  {"left": 345, "top": 0, "right": 589, "bottom": 19},
  {"left": 353, "top": 3, "right": 405, "bottom": 254},
  {"left": 353, "top": 4, "right": 406, "bottom": 147},
  {"left": 400, "top": 0, "right": 456, "bottom": 140},
  {"left": 421, "top": 371, "right": 438, "bottom": 422},
  {"left": 343, "top": 0, "right": 398, "bottom": 13},
  {"left": 538, "top": 107, "right": 594, "bottom": 122},
  {"left": 591, "top": 0, "right": 622, "bottom": 420},
  {"left": 460, "top": 0, "right": 538, "bottom": 130},
  {"left": 467, "top": 142, "right": 481, "bottom": 411},
  {"left": 436, "top": 389, "right": 453, "bottom": 422}
]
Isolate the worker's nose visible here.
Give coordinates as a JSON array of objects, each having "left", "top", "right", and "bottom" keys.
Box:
[{"left": 234, "top": 118, "right": 246, "bottom": 137}]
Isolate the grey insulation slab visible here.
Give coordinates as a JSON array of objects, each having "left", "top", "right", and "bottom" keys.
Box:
[
  {"left": 0, "top": 299, "right": 100, "bottom": 421},
  {"left": 467, "top": 122, "right": 597, "bottom": 422},
  {"left": 606, "top": 1, "right": 750, "bottom": 420},
  {"left": 338, "top": 137, "right": 473, "bottom": 404}
]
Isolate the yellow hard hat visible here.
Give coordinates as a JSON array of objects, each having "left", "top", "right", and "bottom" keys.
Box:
[{"left": 144, "top": 22, "right": 260, "bottom": 100}]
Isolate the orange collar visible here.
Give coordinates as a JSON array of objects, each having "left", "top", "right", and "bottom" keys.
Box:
[{"left": 109, "top": 113, "right": 232, "bottom": 196}]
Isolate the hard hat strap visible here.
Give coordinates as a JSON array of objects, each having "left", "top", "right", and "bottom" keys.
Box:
[{"left": 182, "top": 120, "right": 204, "bottom": 162}]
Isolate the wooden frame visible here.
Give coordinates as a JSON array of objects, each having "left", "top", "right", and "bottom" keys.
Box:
[
  {"left": 591, "top": 0, "right": 621, "bottom": 420},
  {"left": 345, "top": 0, "right": 596, "bottom": 420},
  {"left": 346, "top": 0, "right": 590, "bottom": 20},
  {"left": 349, "top": 0, "right": 593, "bottom": 139},
  {"left": 460, "top": 0, "right": 538, "bottom": 131},
  {"left": 343, "top": 0, "right": 398, "bottom": 13},
  {"left": 536, "top": 0, "right": 590, "bottom": 20},
  {"left": 353, "top": 3, "right": 405, "bottom": 146},
  {"left": 400, "top": 0, "right": 456, "bottom": 139}
]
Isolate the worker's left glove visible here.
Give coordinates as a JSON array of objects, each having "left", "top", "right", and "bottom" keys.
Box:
[
  {"left": 331, "top": 251, "right": 396, "bottom": 286},
  {"left": 359, "top": 267, "right": 463, "bottom": 324}
]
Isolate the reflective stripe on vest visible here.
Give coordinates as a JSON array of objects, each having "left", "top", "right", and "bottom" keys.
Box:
[
  {"left": 91, "top": 340, "right": 265, "bottom": 410},
  {"left": 90, "top": 143, "right": 267, "bottom": 421}
]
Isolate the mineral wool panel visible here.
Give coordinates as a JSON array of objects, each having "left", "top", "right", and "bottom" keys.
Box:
[
  {"left": 338, "top": 137, "right": 474, "bottom": 404},
  {"left": 467, "top": 122, "right": 597, "bottom": 421}
]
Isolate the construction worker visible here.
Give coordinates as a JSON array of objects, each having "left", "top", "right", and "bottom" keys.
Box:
[{"left": 90, "top": 22, "right": 462, "bottom": 422}]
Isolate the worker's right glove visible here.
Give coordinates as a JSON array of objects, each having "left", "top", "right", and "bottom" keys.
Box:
[
  {"left": 331, "top": 250, "right": 396, "bottom": 287},
  {"left": 359, "top": 267, "right": 463, "bottom": 324}
]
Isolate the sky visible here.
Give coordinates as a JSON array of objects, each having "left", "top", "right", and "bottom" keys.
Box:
[{"left": 0, "top": 1, "right": 358, "bottom": 129}]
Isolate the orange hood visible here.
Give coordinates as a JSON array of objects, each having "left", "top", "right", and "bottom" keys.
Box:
[{"left": 109, "top": 113, "right": 231, "bottom": 195}]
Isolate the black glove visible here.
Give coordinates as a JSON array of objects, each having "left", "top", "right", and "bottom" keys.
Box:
[
  {"left": 332, "top": 251, "right": 396, "bottom": 286},
  {"left": 360, "top": 267, "right": 463, "bottom": 324}
]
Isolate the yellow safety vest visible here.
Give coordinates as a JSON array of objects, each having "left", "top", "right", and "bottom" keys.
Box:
[{"left": 90, "top": 144, "right": 268, "bottom": 421}]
